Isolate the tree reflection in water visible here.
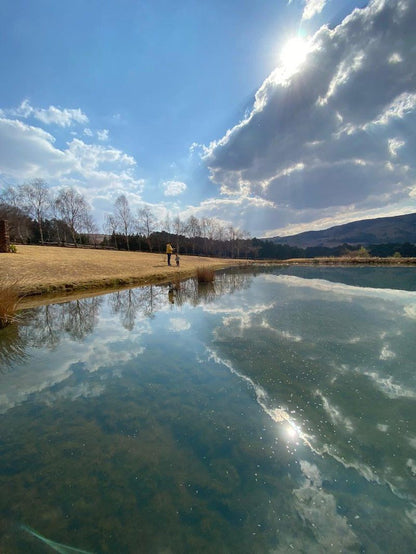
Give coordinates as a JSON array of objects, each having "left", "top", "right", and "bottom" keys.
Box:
[
  {"left": 109, "top": 285, "right": 166, "bottom": 329},
  {"left": 0, "top": 269, "right": 254, "bottom": 371},
  {"left": 0, "top": 297, "right": 103, "bottom": 371},
  {"left": 1, "top": 266, "right": 415, "bottom": 553},
  {"left": 174, "top": 269, "right": 253, "bottom": 308},
  {"left": 0, "top": 323, "right": 28, "bottom": 371}
]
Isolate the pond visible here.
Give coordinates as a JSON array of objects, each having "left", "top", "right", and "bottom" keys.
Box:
[{"left": 0, "top": 266, "right": 415, "bottom": 553}]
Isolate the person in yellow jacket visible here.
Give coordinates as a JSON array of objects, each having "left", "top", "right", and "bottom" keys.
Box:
[{"left": 166, "top": 242, "right": 173, "bottom": 266}]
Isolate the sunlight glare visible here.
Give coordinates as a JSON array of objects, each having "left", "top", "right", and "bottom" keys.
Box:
[
  {"left": 284, "top": 422, "right": 299, "bottom": 441},
  {"left": 279, "top": 36, "right": 310, "bottom": 76}
]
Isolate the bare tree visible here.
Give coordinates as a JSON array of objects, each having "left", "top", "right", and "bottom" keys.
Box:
[
  {"left": 62, "top": 297, "right": 102, "bottom": 340},
  {"left": 114, "top": 194, "right": 134, "bottom": 250},
  {"left": 84, "top": 213, "right": 100, "bottom": 247},
  {"left": 137, "top": 205, "right": 158, "bottom": 252},
  {"left": 109, "top": 285, "right": 165, "bottom": 324},
  {"left": 104, "top": 214, "right": 119, "bottom": 249},
  {"left": 226, "top": 225, "right": 237, "bottom": 257},
  {"left": 185, "top": 215, "right": 201, "bottom": 254},
  {"left": 55, "top": 187, "right": 91, "bottom": 246},
  {"left": 173, "top": 215, "right": 184, "bottom": 253},
  {"left": 238, "top": 229, "right": 251, "bottom": 258},
  {"left": 201, "top": 217, "right": 216, "bottom": 255},
  {"left": 162, "top": 213, "right": 172, "bottom": 234},
  {"left": 19, "top": 178, "right": 50, "bottom": 244},
  {"left": 0, "top": 185, "right": 19, "bottom": 206},
  {"left": 49, "top": 199, "right": 65, "bottom": 244},
  {"left": 0, "top": 185, "right": 32, "bottom": 243},
  {"left": 213, "top": 220, "right": 226, "bottom": 256}
]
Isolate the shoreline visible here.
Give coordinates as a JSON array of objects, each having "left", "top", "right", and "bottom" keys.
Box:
[
  {"left": 14, "top": 267, "right": 239, "bottom": 310},
  {"left": 1, "top": 246, "right": 415, "bottom": 309},
  {"left": 1, "top": 245, "right": 250, "bottom": 309},
  {"left": 253, "top": 256, "right": 416, "bottom": 266}
]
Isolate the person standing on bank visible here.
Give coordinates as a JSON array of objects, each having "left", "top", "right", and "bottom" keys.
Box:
[
  {"left": 175, "top": 253, "right": 180, "bottom": 267},
  {"left": 166, "top": 242, "right": 173, "bottom": 266}
]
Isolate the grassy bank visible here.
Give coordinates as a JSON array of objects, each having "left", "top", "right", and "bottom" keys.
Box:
[
  {"left": 0, "top": 245, "right": 248, "bottom": 302},
  {"left": 0, "top": 280, "right": 20, "bottom": 328},
  {"left": 1, "top": 246, "right": 414, "bottom": 310}
]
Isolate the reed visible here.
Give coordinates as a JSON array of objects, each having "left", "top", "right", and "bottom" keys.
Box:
[
  {"left": 0, "top": 280, "right": 20, "bottom": 328},
  {"left": 173, "top": 272, "right": 182, "bottom": 290},
  {"left": 196, "top": 266, "right": 215, "bottom": 283}
]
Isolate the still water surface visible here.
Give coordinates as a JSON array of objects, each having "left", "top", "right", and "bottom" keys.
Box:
[{"left": 0, "top": 266, "right": 415, "bottom": 553}]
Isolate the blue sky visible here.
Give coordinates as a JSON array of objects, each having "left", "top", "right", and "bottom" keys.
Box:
[{"left": 0, "top": 0, "right": 415, "bottom": 237}]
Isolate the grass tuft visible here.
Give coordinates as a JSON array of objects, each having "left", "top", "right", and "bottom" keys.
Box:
[
  {"left": 196, "top": 266, "right": 215, "bottom": 283},
  {"left": 0, "top": 280, "right": 20, "bottom": 328}
]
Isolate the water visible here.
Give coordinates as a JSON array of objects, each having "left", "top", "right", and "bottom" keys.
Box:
[{"left": 0, "top": 266, "right": 415, "bottom": 553}]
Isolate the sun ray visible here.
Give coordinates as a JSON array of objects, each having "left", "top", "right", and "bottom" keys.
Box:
[{"left": 279, "top": 36, "right": 310, "bottom": 76}]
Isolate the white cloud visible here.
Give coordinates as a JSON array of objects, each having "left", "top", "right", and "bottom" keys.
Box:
[
  {"left": 291, "top": 461, "right": 359, "bottom": 550},
  {"left": 377, "top": 423, "right": 389, "bottom": 432},
  {"left": 0, "top": 117, "right": 70, "bottom": 179},
  {"left": 169, "top": 318, "right": 191, "bottom": 332},
  {"left": 363, "top": 371, "right": 416, "bottom": 399},
  {"left": 260, "top": 319, "right": 302, "bottom": 342},
  {"left": 36, "top": 106, "right": 88, "bottom": 127},
  {"left": 41, "top": 382, "right": 106, "bottom": 405},
  {"left": 208, "top": 303, "right": 271, "bottom": 331},
  {"left": 317, "top": 391, "right": 354, "bottom": 432},
  {"left": 302, "top": 0, "right": 327, "bottom": 21},
  {"left": 0, "top": 101, "right": 142, "bottom": 219},
  {"left": 203, "top": 0, "right": 416, "bottom": 235},
  {"left": 388, "top": 137, "right": 405, "bottom": 157},
  {"left": 8, "top": 99, "right": 88, "bottom": 127},
  {"left": 404, "top": 304, "right": 416, "bottom": 319},
  {"left": 407, "top": 458, "right": 416, "bottom": 477},
  {"left": 263, "top": 274, "right": 416, "bottom": 304},
  {"left": 379, "top": 344, "right": 396, "bottom": 360},
  {"left": 180, "top": 195, "right": 275, "bottom": 236},
  {"left": 372, "top": 92, "right": 416, "bottom": 126},
  {"left": 0, "top": 115, "right": 144, "bottom": 216},
  {"left": 388, "top": 52, "right": 403, "bottom": 64},
  {"left": 162, "top": 180, "right": 187, "bottom": 196},
  {"left": 97, "top": 129, "right": 109, "bottom": 141},
  {"left": 67, "top": 138, "right": 136, "bottom": 171}
]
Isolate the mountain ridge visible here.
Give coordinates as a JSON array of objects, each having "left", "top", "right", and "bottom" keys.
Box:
[{"left": 270, "top": 212, "right": 416, "bottom": 248}]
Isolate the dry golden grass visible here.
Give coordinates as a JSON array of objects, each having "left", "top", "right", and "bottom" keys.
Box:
[
  {"left": 196, "top": 266, "right": 215, "bottom": 283},
  {"left": 0, "top": 280, "right": 20, "bottom": 328},
  {"left": 2, "top": 246, "right": 413, "bottom": 309},
  {"left": 0, "top": 245, "right": 247, "bottom": 303}
]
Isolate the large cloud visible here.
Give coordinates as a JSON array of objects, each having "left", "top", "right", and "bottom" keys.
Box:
[
  {"left": 0, "top": 117, "right": 71, "bottom": 178},
  {"left": 0, "top": 110, "right": 144, "bottom": 218},
  {"left": 204, "top": 0, "right": 416, "bottom": 236}
]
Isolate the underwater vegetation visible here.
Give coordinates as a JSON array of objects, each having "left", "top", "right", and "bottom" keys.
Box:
[{"left": 1, "top": 267, "right": 415, "bottom": 552}]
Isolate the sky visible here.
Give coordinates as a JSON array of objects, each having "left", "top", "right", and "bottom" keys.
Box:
[{"left": 0, "top": 0, "right": 415, "bottom": 238}]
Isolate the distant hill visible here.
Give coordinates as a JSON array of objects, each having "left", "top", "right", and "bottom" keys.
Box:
[{"left": 270, "top": 212, "right": 416, "bottom": 248}]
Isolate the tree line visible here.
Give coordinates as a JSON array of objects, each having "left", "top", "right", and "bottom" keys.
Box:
[
  {"left": 1, "top": 179, "right": 94, "bottom": 247},
  {"left": 0, "top": 179, "right": 253, "bottom": 257},
  {"left": 1, "top": 179, "right": 415, "bottom": 259}
]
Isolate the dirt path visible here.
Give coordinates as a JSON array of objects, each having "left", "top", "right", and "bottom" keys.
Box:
[{"left": 1, "top": 245, "right": 248, "bottom": 304}]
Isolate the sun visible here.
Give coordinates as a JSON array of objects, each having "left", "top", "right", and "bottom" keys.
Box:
[{"left": 279, "top": 36, "right": 310, "bottom": 76}]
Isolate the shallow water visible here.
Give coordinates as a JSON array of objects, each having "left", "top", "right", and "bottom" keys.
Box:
[{"left": 0, "top": 266, "right": 415, "bottom": 553}]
